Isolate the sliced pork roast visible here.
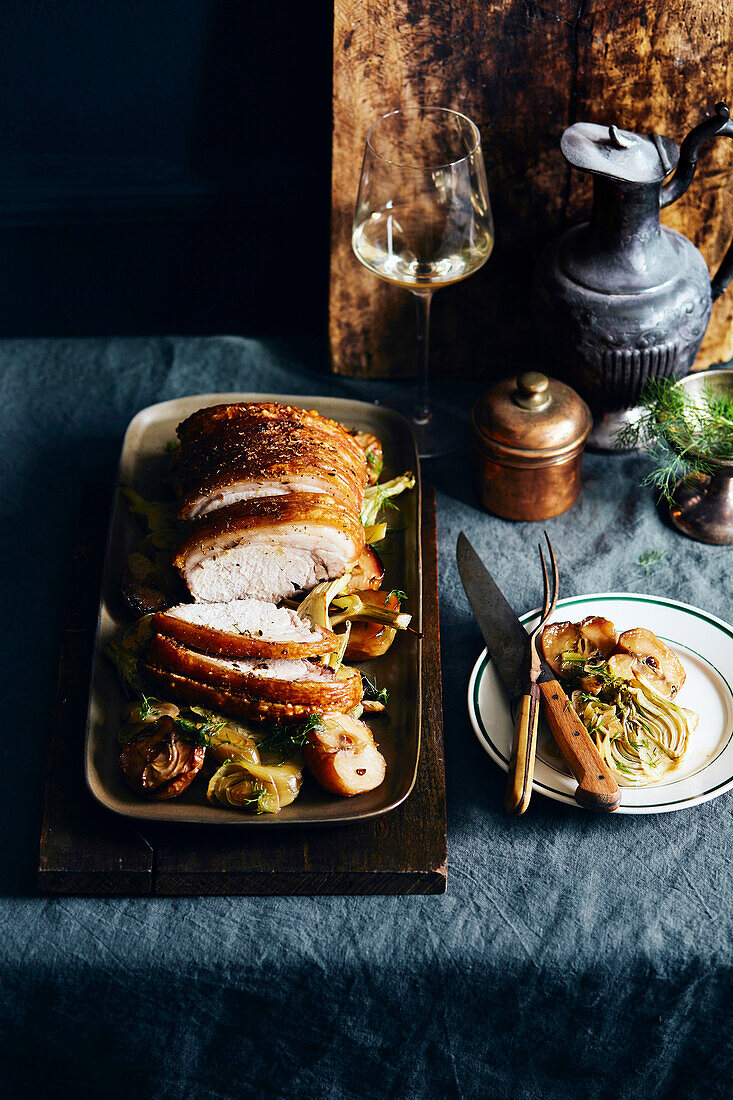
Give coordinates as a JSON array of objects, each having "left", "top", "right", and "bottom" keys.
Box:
[
  {"left": 175, "top": 402, "right": 368, "bottom": 521},
  {"left": 140, "top": 639, "right": 363, "bottom": 723},
  {"left": 146, "top": 633, "right": 362, "bottom": 707},
  {"left": 173, "top": 494, "right": 366, "bottom": 604},
  {"left": 153, "top": 599, "right": 339, "bottom": 659}
]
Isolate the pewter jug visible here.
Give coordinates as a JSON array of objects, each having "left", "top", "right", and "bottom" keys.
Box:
[{"left": 533, "top": 103, "right": 733, "bottom": 450}]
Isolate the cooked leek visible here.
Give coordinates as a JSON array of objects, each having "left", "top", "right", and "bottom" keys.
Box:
[
  {"left": 296, "top": 574, "right": 352, "bottom": 632},
  {"left": 327, "top": 621, "right": 352, "bottom": 670},
  {"left": 206, "top": 722, "right": 261, "bottom": 765},
  {"left": 363, "top": 523, "right": 388, "bottom": 545}
]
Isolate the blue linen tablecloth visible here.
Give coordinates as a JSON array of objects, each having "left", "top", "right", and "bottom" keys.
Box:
[{"left": 2, "top": 336, "right": 732, "bottom": 1099}]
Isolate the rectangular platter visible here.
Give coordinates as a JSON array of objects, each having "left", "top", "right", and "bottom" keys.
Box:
[{"left": 85, "top": 393, "right": 422, "bottom": 826}]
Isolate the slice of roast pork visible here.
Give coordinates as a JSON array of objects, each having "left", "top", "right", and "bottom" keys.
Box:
[
  {"left": 153, "top": 598, "right": 339, "bottom": 659},
  {"left": 173, "top": 494, "right": 366, "bottom": 604},
  {"left": 175, "top": 402, "right": 368, "bottom": 520},
  {"left": 140, "top": 643, "right": 363, "bottom": 723},
  {"left": 146, "top": 633, "right": 362, "bottom": 708}
]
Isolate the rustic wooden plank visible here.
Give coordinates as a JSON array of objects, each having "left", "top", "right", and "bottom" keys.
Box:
[
  {"left": 153, "top": 486, "right": 446, "bottom": 895},
  {"left": 330, "top": 0, "right": 733, "bottom": 378},
  {"left": 37, "top": 486, "right": 154, "bottom": 896}
]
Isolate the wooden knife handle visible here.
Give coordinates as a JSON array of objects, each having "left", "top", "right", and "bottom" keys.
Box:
[
  {"left": 505, "top": 682, "right": 541, "bottom": 815},
  {"left": 538, "top": 679, "right": 621, "bottom": 812}
]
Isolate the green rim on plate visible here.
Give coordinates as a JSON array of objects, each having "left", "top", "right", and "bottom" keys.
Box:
[{"left": 468, "top": 593, "right": 733, "bottom": 815}]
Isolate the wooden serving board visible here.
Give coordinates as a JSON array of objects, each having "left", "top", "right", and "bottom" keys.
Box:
[{"left": 37, "top": 485, "right": 446, "bottom": 896}]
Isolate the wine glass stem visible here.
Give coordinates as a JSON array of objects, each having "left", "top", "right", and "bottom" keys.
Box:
[{"left": 413, "top": 289, "right": 433, "bottom": 425}]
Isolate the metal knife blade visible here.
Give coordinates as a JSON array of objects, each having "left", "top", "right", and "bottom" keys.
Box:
[{"left": 456, "top": 531, "right": 550, "bottom": 702}]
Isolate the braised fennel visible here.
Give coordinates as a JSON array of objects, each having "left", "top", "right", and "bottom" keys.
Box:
[{"left": 569, "top": 659, "right": 697, "bottom": 785}]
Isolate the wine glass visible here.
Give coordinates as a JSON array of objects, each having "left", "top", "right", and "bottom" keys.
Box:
[{"left": 352, "top": 106, "right": 494, "bottom": 457}]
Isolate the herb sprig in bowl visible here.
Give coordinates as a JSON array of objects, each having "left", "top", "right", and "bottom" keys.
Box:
[{"left": 616, "top": 373, "right": 733, "bottom": 502}]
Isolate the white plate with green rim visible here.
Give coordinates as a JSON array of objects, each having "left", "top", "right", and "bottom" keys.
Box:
[{"left": 468, "top": 593, "right": 733, "bottom": 814}]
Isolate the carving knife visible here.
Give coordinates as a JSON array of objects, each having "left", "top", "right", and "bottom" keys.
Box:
[{"left": 457, "top": 532, "right": 621, "bottom": 813}]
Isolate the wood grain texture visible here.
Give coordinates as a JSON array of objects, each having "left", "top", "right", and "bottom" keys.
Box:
[
  {"left": 37, "top": 486, "right": 446, "bottom": 896},
  {"left": 330, "top": 0, "right": 733, "bottom": 378},
  {"left": 37, "top": 486, "right": 154, "bottom": 896},
  {"left": 538, "top": 679, "right": 621, "bottom": 812},
  {"left": 505, "top": 683, "right": 541, "bottom": 816}
]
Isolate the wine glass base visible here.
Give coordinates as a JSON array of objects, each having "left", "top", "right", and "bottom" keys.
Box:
[{"left": 376, "top": 387, "right": 464, "bottom": 458}]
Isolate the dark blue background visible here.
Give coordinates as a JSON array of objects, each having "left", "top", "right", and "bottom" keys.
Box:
[{"left": 0, "top": 1, "right": 333, "bottom": 336}]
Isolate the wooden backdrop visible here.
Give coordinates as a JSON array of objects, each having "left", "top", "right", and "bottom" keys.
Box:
[{"left": 330, "top": 1, "right": 733, "bottom": 378}]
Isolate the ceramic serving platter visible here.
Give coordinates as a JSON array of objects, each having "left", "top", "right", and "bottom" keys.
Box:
[
  {"left": 468, "top": 593, "right": 733, "bottom": 814},
  {"left": 85, "top": 393, "right": 421, "bottom": 825}
]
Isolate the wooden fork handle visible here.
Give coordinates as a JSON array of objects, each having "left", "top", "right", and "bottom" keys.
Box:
[
  {"left": 505, "top": 682, "right": 541, "bottom": 815},
  {"left": 539, "top": 679, "right": 621, "bottom": 813}
]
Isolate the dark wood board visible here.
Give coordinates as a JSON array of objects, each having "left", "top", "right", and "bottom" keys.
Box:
[
  {"left": 37, "top": 484, "right": 154, "bottom": 895},
  {"left": 330, "top": 0, "right": 733, "bottom": 379},
  {"left": 37, "top": 486, "right": 446, "bottom": 896}
]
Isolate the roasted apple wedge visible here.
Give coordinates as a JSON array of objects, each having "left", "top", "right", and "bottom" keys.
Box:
[
  {"left": 541, "top": 616, "right": 617, "bottom": 675},
  {"left": 579, "top": 616, "right": 618, "bottom": 657},
  {"left": 615, "top": 627, "right": 686, "bottom": 697},
  {"left": 304, "top": 713, "right": 386, "bottom": 796},
  {"left": 541, "top": 622, "right": 581, "bottom": 675}
]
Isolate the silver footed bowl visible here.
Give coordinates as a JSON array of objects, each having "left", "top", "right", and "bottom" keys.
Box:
[{"left": 668, "top": 369, "right": 733, "bottom": 544}]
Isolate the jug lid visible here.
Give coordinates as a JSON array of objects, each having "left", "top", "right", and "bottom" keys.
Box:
[
  {"left": 561, "top": 122, "right": 679, "bottom": 184},
  {"left": 471, "top": 372, "right": 592, "bottom": 463}
]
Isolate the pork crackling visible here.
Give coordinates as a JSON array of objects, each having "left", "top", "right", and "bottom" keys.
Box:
[
  {"left": 140, "top": 657, "right": 363, "bottom": 724},
  {"left": 175, "top": 402, "right": 368, "bottom": 521}
]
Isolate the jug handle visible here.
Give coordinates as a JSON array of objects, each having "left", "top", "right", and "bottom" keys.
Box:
[{"left": 661, "top": 102, "right": 733, "bottom": 302}]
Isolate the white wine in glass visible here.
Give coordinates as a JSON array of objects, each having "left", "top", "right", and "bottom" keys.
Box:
[{"left": 352, "top": 106, "right": 494, "bottom": 457}]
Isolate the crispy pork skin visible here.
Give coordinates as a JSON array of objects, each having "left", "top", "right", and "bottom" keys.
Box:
[
  {"left": 153, "top": 599, "right": 339, "bottom": 659},
  {"left": 140, "top": 663, "right": 360, "bottom": 723},
  {"left": 173, "top": 494, "right": 366, "bottom": 604},
  {"left": 175, "top": 402, "right": 368, "bottom": 520},
  {"left": 146, "top": 633, "right": 363, "bottom": 710}
]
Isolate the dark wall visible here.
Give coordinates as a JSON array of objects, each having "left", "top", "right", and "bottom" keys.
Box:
[{"left": 0, "top": 2, "right": 333, "bottom": 337}]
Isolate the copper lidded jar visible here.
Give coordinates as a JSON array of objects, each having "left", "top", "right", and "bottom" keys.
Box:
[{"left": 471, "top": 372, "right": 592, "bottom": 521}]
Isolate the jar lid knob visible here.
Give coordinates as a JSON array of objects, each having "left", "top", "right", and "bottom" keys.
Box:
[{"left": 515, "top": 372, "right": 551, "bottom": 411}]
